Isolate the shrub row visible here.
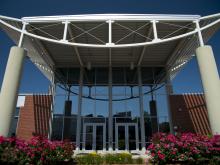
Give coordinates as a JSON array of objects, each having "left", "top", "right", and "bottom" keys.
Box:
[
  {"left": 147, "top": 132, "right": 220, "bottom": 164},
  {"left": 0, "top": 136, "right": 74, "bottom": 165},
  {"left": 75, "top": 152, "right": 143, "bottom": 165}
]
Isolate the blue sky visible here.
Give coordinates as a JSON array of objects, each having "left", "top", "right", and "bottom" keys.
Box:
[{"left": 0, "top": 0, "right": 220, "bottom": 94}]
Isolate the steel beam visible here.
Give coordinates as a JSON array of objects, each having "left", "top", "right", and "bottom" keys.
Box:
[
  {"left": 137, "top": 26, "right": 153, "bottom": 66},
  {"left": 137, "top": 67, "right": 146, "bottom": 152},
  {"left": 67, "top": 26, "right": 84, "bottom": 66},
  {"left": 76, "top": 67, "right": 83, "bottom": 151},
  {"left": 108, "top": 65, "right": 113, "bottom": 151},
  {"left": 165, "top": 68, "right": 174, "bottom": 134}
]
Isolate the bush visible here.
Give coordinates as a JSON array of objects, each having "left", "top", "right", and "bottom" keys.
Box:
[
  {"left": 76, "top": 152, "right": 143, "bottom": 165},
  {"left": 75, "top": 152, "right": 103, "bottom": 165},
  {"left": 147, "top": 132, "right": 220, "bottom": 164},
  {"left": 105, "top": 153, "right": 133, "bottom": 164},
  {"left": 0, "top": 136, "right": 74, "bottom": 164}
]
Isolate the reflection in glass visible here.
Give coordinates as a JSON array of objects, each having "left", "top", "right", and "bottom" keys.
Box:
[
  {"left": 85, "top": 126, "right": 93, "bottom": 150},
  {"left": 128, "top": 125, "right": 136, "bottom": 150},
  {"left": 96, "top": 126, "right": 104, "bottom": 150},
  {"left": 118, "top": 126, "right": 125, "bottom": 150}
]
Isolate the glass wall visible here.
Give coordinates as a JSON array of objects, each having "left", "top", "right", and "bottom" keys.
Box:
[
  {"left": 143, "top": 85, "right": 170, "bottom": 146},
  {"left": 51, "top": 67, "right": 169, "bottom": 150},
  {"left": 9, "top": 107, "right": 20, "bottom": 136},
  {"left": 52, "top": 85, "right": 78, "bottom": 141}
]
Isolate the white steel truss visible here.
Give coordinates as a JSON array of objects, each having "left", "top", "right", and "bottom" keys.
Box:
[
  {"left": 0, "top": 13, "right": 220, "bottom": 48},
  {"left": 1, "top": 13, "right": 220, "bottom": 83}
]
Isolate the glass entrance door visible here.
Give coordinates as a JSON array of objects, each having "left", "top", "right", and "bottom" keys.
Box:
[
  {"left": 83, "top": 123, "right": 106, "bottom": 150},
  {"left": 115, "top": 123, "right": 138, "bottom": 151}
]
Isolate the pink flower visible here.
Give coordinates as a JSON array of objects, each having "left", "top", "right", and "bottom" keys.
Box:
[
  {"left": 31, "top": 153, "right": 35, "bottom": 158},
  {"left": 0, "top": 136, "right": 5, "bottom": 144},
  {"left": 157, "top": 151, "right": 165, "bottom": 160},
  {"left": 176, "top": 141, "right": 183, "bottom": 147},
  {"left": 171, "top": 151, "right": 176, "bottom": 155},
  {"left": 167, "top": 134, "right": 176, "bottom": 143},
  {"left": 148, "top": 144, "right": 155, "bottom": 150},
  {"left": 151, "top": 153, "right": 155, "bottom": 157},
  {"left": 164, "top": 144, "right": 170, "bottom": 148}
]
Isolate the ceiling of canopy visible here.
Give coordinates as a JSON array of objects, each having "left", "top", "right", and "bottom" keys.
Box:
[{"left": 0, "top": 13, "right": 220, "bottom": 85}]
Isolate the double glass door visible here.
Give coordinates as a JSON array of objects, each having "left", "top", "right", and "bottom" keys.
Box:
[
  {"left": 115, "top": 123, "right": 139, "bottom": 151},
  {"left": 83, "top": 123, "right": 106, "bottom": 150}
]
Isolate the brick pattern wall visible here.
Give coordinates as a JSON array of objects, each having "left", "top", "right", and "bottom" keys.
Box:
[
  {"left": 16, "top": 95, "right": 52, "bottom": 140},
  {"left": 169, "top": 94, "right": 211, "bottom": 135}
]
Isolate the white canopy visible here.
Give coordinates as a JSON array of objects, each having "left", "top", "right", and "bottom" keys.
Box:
[{"left": 0, "top": 13, "right": 220, "bottom": 83}]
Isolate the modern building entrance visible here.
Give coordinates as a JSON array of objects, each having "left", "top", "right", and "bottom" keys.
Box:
[
  {"left": 82, "top": 121, "right": 139, "bottom": 151},
  {"left": 83, "top": 123, "right": 106, "bottom": 151},
  {"left": 0, "top": 13, "right": 220, "bottom": 153},
  {"left": 115, "top": 123, "right": 139, "bottom": 151}
]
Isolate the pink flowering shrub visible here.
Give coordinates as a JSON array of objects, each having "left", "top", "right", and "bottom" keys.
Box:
[
  {"left": 0, "top": 136, "right": 74, "bottom": 164},
  {"left": 147, "top": 133, "right": 220, "bottom": 164}
]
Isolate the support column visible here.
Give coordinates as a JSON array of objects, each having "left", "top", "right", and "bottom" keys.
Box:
[
  {"left": 48, "top": 75, "right": 56, "bottom": 139},
  {"left": 76, "top": 68, "right": 83, "bottom": 150},
  {"left": 196, "top": 45, "right": 220, "bottom": 134},
  {"left": 165, "top": 70, "right": 174, "bottom": 134},
  {"left": 137, "top": 67, "right": 146, "bottom": 152},
  {"left": 0, "top": 46, "right": 26, "bottom": 136},
  {"left": 108, "top": 66, "right": 113, "bottom": 151}
]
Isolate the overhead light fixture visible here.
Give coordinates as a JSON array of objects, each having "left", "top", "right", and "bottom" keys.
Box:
[{"left": 171, "top": 60, "right": 187, "bottom": 71}]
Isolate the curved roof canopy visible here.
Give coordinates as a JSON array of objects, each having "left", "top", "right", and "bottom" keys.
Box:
[{"left": 0, "top": 13, "right": 220, "bottom": 85}]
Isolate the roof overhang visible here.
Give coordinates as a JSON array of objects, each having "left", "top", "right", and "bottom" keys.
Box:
[{"left": 0, "top": 13, "right": 220, "bottom": 85}]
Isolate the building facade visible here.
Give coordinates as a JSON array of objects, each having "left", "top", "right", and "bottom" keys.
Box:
[
  {"left": 12, "top": 93, "right": 211, "bottom": 151},
  {"left": 1, "top": 14, "right": 220, "bottom": 153}
]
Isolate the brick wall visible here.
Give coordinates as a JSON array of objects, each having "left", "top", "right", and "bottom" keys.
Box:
[
  {"left": 16, "top": 95, "right": 52, "bottom": 140},
  {"left": 169, "top": 94, "right": 211, "bottom": 135}
]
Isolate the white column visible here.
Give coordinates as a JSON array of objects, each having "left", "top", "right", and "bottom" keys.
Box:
[
  {"left": 137, "top": 67, "right": 146, "bottom": 152},
  {"left": 196, "top": 45, "right": 220, "bottom": 134},
  {"left": 62, "top": 21, "right": 69, "bottom": 42},
  {"left": 151, "top": 20, "right": 158, "bottom": 40},
  {"left": 108, "top": 66, "right": 113, "bottom": 151},
  {"left": 107, "top": 20, "right": 114, "bottom": 46},
  {"left": 48, "top": 75, "right": 56, "bottom": 139},
  {"left": 165, "top": 70, "right": 174, "bottom": 134},
  {"left": 76, "top": 68, "right": 83, "bottom": 150},
  {"left": 0, "top": 46, "right": 26, "bottom": 136}
]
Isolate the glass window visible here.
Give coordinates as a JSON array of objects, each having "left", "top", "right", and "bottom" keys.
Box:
[{"left": 9, "top": 107, "right": 20, "bottom": 137}]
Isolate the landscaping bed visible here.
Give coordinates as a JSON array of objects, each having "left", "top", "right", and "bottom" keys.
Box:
[
  {"left": 74, "top": 152, "right": 144, "bottom": 165},
  {"left": 0, "top": 136, "right": 144, "bottom": 165},
  {"left": 1, "top": 133, "right": 220, "bottom": 164},
  {"left": 0, "top": 136, "right": 74, "bottom": 165},
  {"left": 147, "top": 132, "right": 220, "bottom": 165}
]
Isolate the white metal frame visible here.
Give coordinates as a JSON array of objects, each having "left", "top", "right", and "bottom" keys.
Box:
[
  {"left": 0, "top": 13, "right": 220, "bottom": 48},
  {"left": 115, "top": 123, "right": 139, "bottom": 151},
  {"left": 82, "top": 123, "right": 106, "bottom": 151},
  {"left": 76, "top": 68, "right": 83, "bottom": 150},
  {"left": 138, "top": 67, "right": 146, "bottom": 151}
]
